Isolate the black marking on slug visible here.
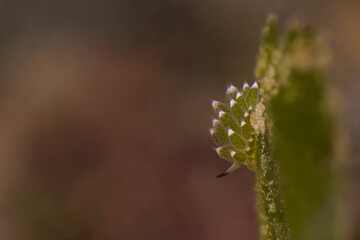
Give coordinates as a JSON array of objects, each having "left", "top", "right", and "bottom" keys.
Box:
[{"left": 216, "top": 172, "right": 229, "bottom": 178}]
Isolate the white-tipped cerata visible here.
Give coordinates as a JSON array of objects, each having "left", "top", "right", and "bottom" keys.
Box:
[
  {"left": 248, "top": 137, "right": 254, "bottom": 142},
  {"left": 209, "top": 128, "right": 215, "bottom": 135},
  {"left": 240, "top": 120, "right": 246, "bottom": 127},
  {"left": 211, "top": 100, "right": 220, "bottom": 109},
  {"left": 245, "top": 145, "right": 251, "bottom": 151},
  {"left": 243, "top": 82, "right": 249, "bottom": 90},
  {"left": 236, "top": 91, "right": 242, "bottom": 99},
  {"left": 226, "top": 84, "right": 238, "bottom": 95},
  {"left": 219, "top": 110, "right": 226, "bottom": 118},
  {"left": 212, "top": 119, "right": 220, "bottom": 127},
  {"left": 251, "top": 81, "right": 259, "bottom": 89},
  {"left": 230, "top": 99, "right": 237, "bottom": 108},
  {"left": 244, "top": 111, "right": 249, "bottom": 118},
  {"left": 215, "top": 147, "right": 223, "bottom": 156},
  {"left": 248, "top": 106, "right": 253, "bottom": 111},
  {"left": 230, "top": 150, "right": 236, "bottom": 158},
  {"left": 228, "top": 128, "right": 235, "bottom": 136}
]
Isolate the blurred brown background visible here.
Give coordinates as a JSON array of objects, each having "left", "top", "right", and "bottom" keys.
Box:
[{"left": 0, "top": 0, "right": 358, "bottom": 239}]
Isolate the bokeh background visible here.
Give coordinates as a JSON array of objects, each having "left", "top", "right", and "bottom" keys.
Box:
[{"left": 0, "top": 0, "right": 358, "bottom": 239}]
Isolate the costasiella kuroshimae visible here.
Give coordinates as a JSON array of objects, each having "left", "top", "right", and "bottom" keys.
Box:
[{"left": 210, "top": 81, "right": 262, "bottom": 177}]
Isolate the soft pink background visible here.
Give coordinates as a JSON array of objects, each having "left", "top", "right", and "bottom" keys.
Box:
[{"left": 0, "top": 0, "right": 358, "bottom": 239}]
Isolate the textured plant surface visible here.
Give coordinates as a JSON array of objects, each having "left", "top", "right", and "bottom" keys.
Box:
[{"left": 210, "top": 15, "right": 336, "bottom": 240}]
